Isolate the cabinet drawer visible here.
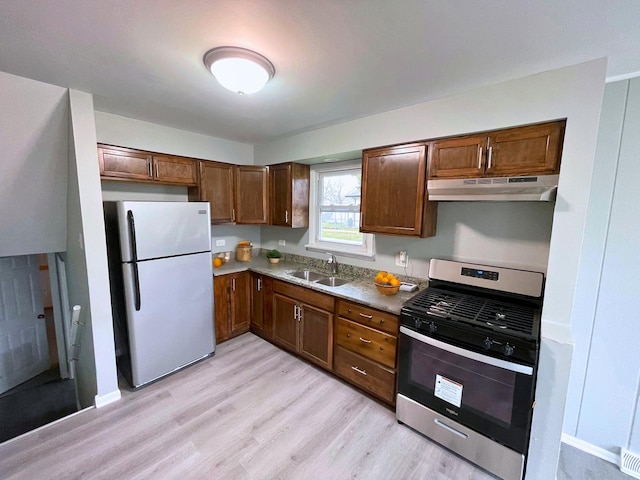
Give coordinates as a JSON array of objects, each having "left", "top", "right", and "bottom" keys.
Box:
[
  {"left": 273, "top": 280, "right": 334, "bottom": 311},
  {"left": 334, "top": 346, "right": 395, "bottom": 404},
  {"left": 336, "top": 300, "right": 398, "bottom": 335},
  {"left": 336, "top": 318, "right": 396, "bottom": 368}
]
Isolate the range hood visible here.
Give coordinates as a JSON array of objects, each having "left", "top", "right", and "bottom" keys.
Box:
[{"left": 427, "top": 174, "right": 559, "bottom": 202}]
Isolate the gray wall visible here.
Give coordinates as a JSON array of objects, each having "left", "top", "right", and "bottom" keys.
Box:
[
  {"left": 67, "top": 90, "right": 119, "bottom": 407},
  {"left": 0, "top": 71, "right": 68, "bottom": 256},
  {"left": 564, "top": 77, "right": 640, "bottom": 455}
]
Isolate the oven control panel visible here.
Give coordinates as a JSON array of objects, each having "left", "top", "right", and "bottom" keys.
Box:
[{"left": 461, "top": 267, "right": 499, "bottom": 281}]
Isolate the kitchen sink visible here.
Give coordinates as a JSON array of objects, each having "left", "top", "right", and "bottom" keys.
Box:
[
  {"left": 315, "top": 277, "right": 349, "bottom": 287},
  {"left": 289, "top": 270, "right": 327, "bottom": 282}
]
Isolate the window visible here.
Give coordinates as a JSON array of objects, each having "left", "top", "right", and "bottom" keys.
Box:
[{"left": 306, "top": 161, "right": 375, "bottom": 259}]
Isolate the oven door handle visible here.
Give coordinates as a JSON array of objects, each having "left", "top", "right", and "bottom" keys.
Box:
[{"left": 399, "top": 326, "right": 534, "bottom": 375}]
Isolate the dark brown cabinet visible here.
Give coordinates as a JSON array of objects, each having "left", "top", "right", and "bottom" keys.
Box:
[
  {"left": 360, "top": 143, "right": 437, "bottom": 238},
  {"left": 250, "top": 272, "right": 272, "bottom": 339},
  {"left": 235, "top": 166, "right": 269, "bottom": 224},
  {"left": 213, "top": 271, "right": 251, "bottom": 344},
  {"left": 269, "top": 163, "right": 310, "bottom": 228},
  {"left": 272, "top": 280, "right": 333, "bottom": 370},
  {"left": 197, "top": 161, "right": 236, "bottom": 224},
  {"left": 98, "top": 144, "right": 197, "bottom": 186},
  {"left": 429, "top": 120, "right": 565, "bottom": 179},
  {"left": 195, "top": 162, "right": 269, "bottom": 225},
  {"left": 333, "top": 299, "right": 399, "bottom": 405}
]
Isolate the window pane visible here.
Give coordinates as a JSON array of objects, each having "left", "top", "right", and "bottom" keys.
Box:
[
  {"left": 320, "top": 209, "right": 363, "bottom": 245},
  {"left": 320, "top": 172, "right": 361, "bottom": 206}
]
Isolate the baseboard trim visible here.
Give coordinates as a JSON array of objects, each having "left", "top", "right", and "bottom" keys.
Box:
[
  {"left": 561, "top": 433, "right": 619, "bottom": 466},
  {"left": 94, "top": 389, "right": 121, "bottom": 408}
]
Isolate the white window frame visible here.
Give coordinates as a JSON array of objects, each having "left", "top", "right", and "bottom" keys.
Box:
[{"left": 305, "top": 160, "right": 375, "bottom": 260}]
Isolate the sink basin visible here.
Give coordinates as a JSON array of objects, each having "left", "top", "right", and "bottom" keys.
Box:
[
  {"left": 289, "top": 270, "right": 327, "bottom": 282},
  {"left": 315, "top": 277, "right": 349, "bottom": 287}
]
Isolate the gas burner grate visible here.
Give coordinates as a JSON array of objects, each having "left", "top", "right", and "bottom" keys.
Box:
[{"left": 405, "top": 287, "right": 536, "bottom": 335}]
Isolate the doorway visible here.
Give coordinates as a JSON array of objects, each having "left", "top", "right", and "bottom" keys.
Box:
[{"left": 0, "top": 254, "right": 78, "bottom": 443}]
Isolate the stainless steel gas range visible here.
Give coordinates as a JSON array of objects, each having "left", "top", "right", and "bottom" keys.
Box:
[{"left": 396, "top": 259, "right": 544, "bottom": 480}]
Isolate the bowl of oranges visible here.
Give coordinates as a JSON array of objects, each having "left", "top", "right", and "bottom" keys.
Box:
[{"left": 374, "top": 271, "right": 401, "bottom": 296}]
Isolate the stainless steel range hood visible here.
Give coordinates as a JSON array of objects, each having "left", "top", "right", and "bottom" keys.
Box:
[{"left": 427, "top": 174, "right": 559, "bottom": 202}]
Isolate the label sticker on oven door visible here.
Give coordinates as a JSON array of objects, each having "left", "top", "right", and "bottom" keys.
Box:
[{"left": 434, "top": 374, "right": 463, "bottom": 408}]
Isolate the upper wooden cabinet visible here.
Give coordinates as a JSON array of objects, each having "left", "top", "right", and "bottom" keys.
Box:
[
  {"left": 98, "top": 144, "right": 197, "bottom": 186},
  {"left": 152, "top": 155, "right": 198, "bottom": 185},
  {"left": 360, "top": 143, "right": 437, "bottom": 238},
  {"left": 195, "top": 162, "right": 269, "bottom": 225},
  {"left": 98, "top": 145, "right": 153, "bottom": 181},
  {"left": 197, "top": 161, "right": 236, "bottom": 224},
  {"left": 235, "top": 165, "right": 269, "bottom": 224},
  {"left": 270, "top": 163, "right": 310, "bottom": 228},
  {"left": 429, "top": 120, "right": 565, "bottom": 179}
]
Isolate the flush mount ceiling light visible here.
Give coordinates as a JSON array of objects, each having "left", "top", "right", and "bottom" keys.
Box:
[{"left": 203, "top": 46, "right": 275, "bottom": 95}]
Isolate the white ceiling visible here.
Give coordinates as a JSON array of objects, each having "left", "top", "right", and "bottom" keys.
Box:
[{"left": 1, "top": 1, "right": 639, "bottom": 144}]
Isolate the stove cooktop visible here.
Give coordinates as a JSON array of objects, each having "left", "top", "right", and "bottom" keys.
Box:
[{"left": 403, "top": 286, "right": 539, "bottom": 340}]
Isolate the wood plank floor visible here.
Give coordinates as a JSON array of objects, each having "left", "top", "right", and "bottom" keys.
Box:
[{"left": 0, "top": 334, "right": 496, "bottom": 479}]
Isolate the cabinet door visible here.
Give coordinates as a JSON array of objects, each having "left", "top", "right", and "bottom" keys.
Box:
[
  {"left": 213, "top": 275, "right": 230, "bottom": 344},
  {"left": 153, "top": 155, "right": 198, "bottom": 185},
  {"left": 199, "top": 161, "right": 235, "bottom": 224},
  {"left": 269, "top": 163, "right": 310, "bottom": 228},
  {"left": 272, "top": 293, "right": 298, "bottom": 351},
  {"left": 230, "top": 272, "right": 251, "bottom": 336},
  {"left": 270, "top": 163, "right": 291, "bottom": 226},
  {"left": 486, "top": 121, "right": 564, "bottom": 177},
  {"left": 361, "top": 144, "right": 435, "bottom": 237},
  {"left": 98, "top": 145, "right": 152, "bottom": 181},
  {"left": 429, "top": 135, "right": 487, "bottom": 178},
  {"left": 299, "top": 304, "right": 333, "bottom": 370},
  {"left": 235, "top": 166, "right": 269, "bottom": 224}
]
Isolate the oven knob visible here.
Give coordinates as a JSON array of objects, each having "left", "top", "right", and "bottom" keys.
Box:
[
  {"left": 428, "top": 322, "right": 437, "bottom": 334},
  {"left": 414, "top": 318, "right": 422, "bottom": 329},
  {"left": 503, "top": 344, "right": 515, "bottom": 356},
  {"left": 483, "top": 337, "right": 492, "bottom": 350}
]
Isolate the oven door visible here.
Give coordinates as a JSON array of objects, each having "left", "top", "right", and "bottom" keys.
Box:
[{"left": 397, "top": 326, "right": 536, "bottom": 453}]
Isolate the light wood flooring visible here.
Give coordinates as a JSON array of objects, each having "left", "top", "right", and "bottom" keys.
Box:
[{"left": 0, "top": 333, "right": 496, "bottom": 479}]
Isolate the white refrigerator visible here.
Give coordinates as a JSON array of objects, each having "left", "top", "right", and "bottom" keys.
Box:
[{"left": 104, "top": 201, "right": 215, "bottom": 388}]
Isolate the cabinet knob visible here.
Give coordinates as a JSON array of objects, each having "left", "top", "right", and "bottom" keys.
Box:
[
  {"left": 380, "top": 319, "right": 384, "bottom": 324},
  {"left": 346, "top": 333, "right": 351, "bottom": 338}
]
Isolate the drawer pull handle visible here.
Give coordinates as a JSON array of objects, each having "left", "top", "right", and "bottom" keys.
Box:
[
  {"left": 351, "top": 366, "right": 367, "bottom": 376},
  {"left": 359, "top": 313, "right": 373, "bottom": 319},
  {"left": 359, "top": 337, "right": 372, "bottom": 344}
]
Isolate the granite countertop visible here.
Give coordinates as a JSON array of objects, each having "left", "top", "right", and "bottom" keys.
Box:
[{"left": 213, "top": 256, "right": 421, "bottom": 315}]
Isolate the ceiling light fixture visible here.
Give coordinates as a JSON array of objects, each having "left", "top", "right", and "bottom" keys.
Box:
[{"left": 203, "top": 46, "right": 275, "bottom": 95}]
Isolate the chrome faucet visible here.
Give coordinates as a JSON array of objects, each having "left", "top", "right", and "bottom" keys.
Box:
[{"left": 327, "top": 253, "right": 339, "bottom": 276}]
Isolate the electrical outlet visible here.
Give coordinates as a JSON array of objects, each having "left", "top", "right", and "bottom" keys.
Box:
[
  {"left": 395, "top": 250, "right": 408, "bottom": 267},
  {"left": 215, "top": 239, "right": 225, "bottom": 247},
  {"left": 278, "top": 240, "right": 286, "bottom": 246}
]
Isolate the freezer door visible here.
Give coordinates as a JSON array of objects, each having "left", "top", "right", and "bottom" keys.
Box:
[
  {"left": 122, "top": 251, "right": 215, "bottom": 387},
  {"left": 117, "top": 201, "right": 211, "bottom": 261}
]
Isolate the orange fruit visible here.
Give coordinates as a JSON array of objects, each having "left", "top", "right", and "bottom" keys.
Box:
[
  {"left": 390, "top": 278, "right": 400, "bottom": 287},
  {"left": 213, "top": 257, "right": 223, "bottom": 268},
  {"left": 379, "top": 276, "right": 390, "bottom": 285}
]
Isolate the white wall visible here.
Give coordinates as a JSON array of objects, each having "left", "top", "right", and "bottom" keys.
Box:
[
  {"left": 564, "top": 78, "right": 640, "bottom": 455},
  {"left": 67, "top": 90, "right": 119, "bottom": 408},
  {"left": 0, "top": 71, "right": 68, "bottom": 256},
  {"left": 95, "top": 111, "right": 253, "bottom": 165},
  {"left": 255, "top": 60, "right": 608, "bottom": 479}
]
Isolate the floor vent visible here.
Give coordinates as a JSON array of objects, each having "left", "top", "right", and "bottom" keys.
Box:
[{"left": 621, "top": 448, "right": 640, "bottom": 479}]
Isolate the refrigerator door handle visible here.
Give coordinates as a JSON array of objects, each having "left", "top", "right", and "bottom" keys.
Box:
[{"left": 127, "top": 210, "right": 142, "bottom": 311}]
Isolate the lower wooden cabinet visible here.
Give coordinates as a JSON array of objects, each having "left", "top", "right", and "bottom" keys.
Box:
[
  {"left": 213, "top": 271, "right": 250, "bottom": 344},
  {"left": 334, "top": 299, "right": 399, "bottom": 405},
  {"left": 272, "top": 280, "right": 334, "bottom": 370},
  {"left": 250, "top": 273, "right": 272, "bottom": 339}
]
